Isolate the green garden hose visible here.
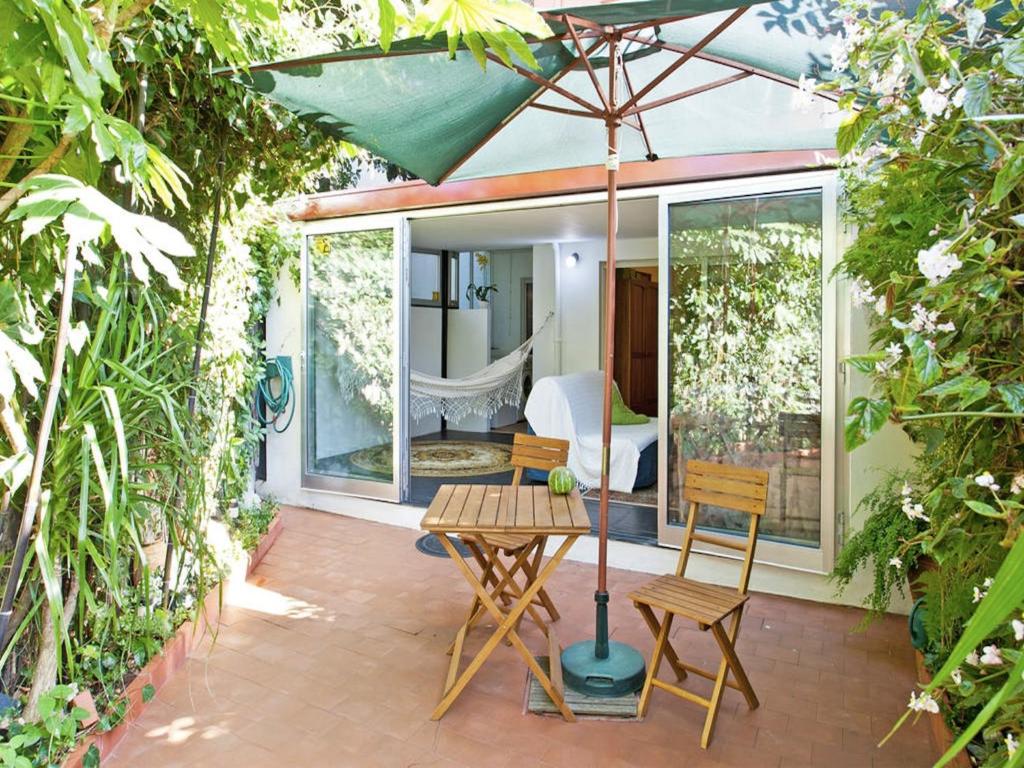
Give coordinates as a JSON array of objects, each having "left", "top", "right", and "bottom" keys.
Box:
[{"left": 255, "top": 356, "right": 295, "bottom": 433}]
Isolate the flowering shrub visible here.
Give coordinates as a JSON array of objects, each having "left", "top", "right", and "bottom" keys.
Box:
[{"left": 827, "top": 0, "right": 1023, "bottom": 763}]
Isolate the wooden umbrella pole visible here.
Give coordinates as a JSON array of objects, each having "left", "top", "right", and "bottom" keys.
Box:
[{"left": 595, "top": 30, "right": 620, "bottom": 658}]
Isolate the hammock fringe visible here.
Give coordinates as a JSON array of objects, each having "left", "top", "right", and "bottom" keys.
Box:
[{"left": 410, "top": 313, "right": 552, "bottom": 422}]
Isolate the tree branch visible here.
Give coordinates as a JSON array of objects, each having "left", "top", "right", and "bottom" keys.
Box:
[
  {"left": 0, "top": 119, "right": 33, "bottom": 184},
  {"left": 0, "top": 134, "right": 73, "bottom": 218}
]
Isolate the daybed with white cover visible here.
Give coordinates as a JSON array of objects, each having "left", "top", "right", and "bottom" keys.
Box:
[{"left": 523, "top": 371, "right": 658, "bottom": 493}]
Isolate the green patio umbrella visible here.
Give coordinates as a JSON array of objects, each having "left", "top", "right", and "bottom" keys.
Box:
[{"left": 230, "top": 0, "right": 859, "bottom": 696}]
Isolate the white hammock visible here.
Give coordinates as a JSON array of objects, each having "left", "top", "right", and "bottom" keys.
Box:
[{"left": 410, "top": 314, "right": 552, "bottom": 423}]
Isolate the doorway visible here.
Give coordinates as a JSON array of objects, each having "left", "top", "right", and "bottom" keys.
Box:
[{"left": 614, "top": 266, "right": 658, "bottom": 416}]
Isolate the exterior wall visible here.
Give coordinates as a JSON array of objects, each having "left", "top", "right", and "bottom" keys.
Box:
[{"left": 258, "top": 175, "right": 917, "bottom": 613}]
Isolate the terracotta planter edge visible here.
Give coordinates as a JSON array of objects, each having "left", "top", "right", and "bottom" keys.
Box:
[{"left": 61, "top": 512, "right": 283, "bottom": 768}]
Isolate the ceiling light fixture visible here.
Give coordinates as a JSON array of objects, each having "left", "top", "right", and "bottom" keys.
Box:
[{"left": 565, "top": 252, "right": 580, "bottom": 268}]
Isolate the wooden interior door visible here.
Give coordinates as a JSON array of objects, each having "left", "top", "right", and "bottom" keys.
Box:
[{"left": 614, "top": 268, "right": 658, "bottom": 416}]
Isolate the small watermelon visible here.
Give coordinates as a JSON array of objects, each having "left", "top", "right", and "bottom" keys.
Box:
[{"left": 548, "top": 466, "right": 576, "bottom": 495}]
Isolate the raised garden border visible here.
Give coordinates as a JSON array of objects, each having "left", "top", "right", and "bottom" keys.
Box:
[{"left": 62, "top": 512, "right": 283, "bottom": 768}]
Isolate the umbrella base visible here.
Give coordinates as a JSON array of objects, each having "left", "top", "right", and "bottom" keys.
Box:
[{"left": 561, "top": 639, "right": 646, "bottom": 698}]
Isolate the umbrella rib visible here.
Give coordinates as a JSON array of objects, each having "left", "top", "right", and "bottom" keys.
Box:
[
  {"left": 436, "top": 38, "right": 605, "bottom": 185},
  {"left": 618, "top": 32, "right": 840, "bottom": 102},
  {"left": 623, "top": 71, "right": 753, "bottom": 116},
  {"left": 529, "top": 102, "right": 605, "bottom": 119},
  {"left": 563, "top": 16, "right": 608, "bottom": 112},
  {"left": 621, "top": 61, "right": 656, "bottom": 160},
  {"left": 484, "top": 53, "right": 605, "bottom": 117},
  {"left": 618, "top": 6, "right": 748, "bottom": 114}
]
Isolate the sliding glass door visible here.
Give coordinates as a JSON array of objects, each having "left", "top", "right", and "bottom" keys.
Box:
[
  {"left": 302, "top": 217, "right": 409, "bottom": 501},
  {"left": 657, "top": 177, "right": 838, "bottom": 571}
]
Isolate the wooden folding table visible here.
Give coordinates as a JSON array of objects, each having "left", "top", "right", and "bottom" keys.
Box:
[{"left": 422, "top": 483, "right": 591, "bottom": 722}]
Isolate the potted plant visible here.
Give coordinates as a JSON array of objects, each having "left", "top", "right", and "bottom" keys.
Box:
[{"left": 465, "top": 282, "right": 498, "bottom": 308}]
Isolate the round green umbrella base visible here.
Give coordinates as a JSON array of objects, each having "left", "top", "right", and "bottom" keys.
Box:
[{"left": 561, "top": 640, "right": 646, "bottom": 698}]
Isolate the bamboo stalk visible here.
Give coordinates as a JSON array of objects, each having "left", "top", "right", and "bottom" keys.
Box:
[{"left": 0, "top": 244, "right": 79, "bottom": 649}]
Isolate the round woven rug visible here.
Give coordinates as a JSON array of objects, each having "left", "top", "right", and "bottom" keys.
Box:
[{"left": 349, "top": 440, "right": 513, "bottom": 478}]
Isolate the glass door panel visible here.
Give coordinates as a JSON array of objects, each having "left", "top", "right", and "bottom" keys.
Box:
[
  {"left": 665, "top": 190, "right": 824, "bottom": 547},
  {"left": 303, "top": 223, "right": 407, "bottom": 501}
]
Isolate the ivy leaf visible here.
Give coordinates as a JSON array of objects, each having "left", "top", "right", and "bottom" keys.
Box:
[
  {"left": 845, "top": 397, "right": 892, "bottom": 450},
  {"left": 1002, "top": 38, "right": 1024, "bottom": 76},
  {"left": 906, "top": 331, "right": 941, "bottom": 386},
  {"left": 83, "top": 745, "right": 100, "bottom": 768},
  {"left": 991, "top": 148, "right": 1024, "bottom": 206},
  {"left": 846, "top": 353, "right": 884, "bottom": 375},
  {"left": 962, "top": 74, "right": 992, "bottom": 118},
  {"left": 923, "top": 374, "right": 990, "bottom": 407},
  {"left": 142, "top": 683, "right": 156, "bottom": 703},
  {"left": 378, "top": 0, "right": 396, "bottom": 53},
  {"left": 965, "top": 500, "right": 1002, "bottom": 518},
  {"left": 837, "top": 109, "right": 870, "bottom": 155},
  {"left": 965, "top": 8, "right": 986, "bottom": 45},
  {"left": 995, "top": 383, "right": 1024, "bottom": 413}
]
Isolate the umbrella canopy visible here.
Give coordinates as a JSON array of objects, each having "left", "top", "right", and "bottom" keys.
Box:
[
  {"left": 235, "top": 0, "right": 852, "bottom": 185},
  {"left": 231, "top": 0, "right": 878, "bottom": 692}
]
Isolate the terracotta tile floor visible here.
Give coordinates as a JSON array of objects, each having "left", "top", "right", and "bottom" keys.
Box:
[{"left": 107, "top": 506, "right": 931, "bottom": 767}]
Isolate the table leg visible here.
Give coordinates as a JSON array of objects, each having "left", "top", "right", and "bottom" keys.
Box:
[{"left": 432, "top": 534, "right": 578, "bottom": 722}]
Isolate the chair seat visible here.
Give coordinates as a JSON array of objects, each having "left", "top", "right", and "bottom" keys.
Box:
[
  {"left": 480, "top": 533, "right": 534, "bottom": 551},
  {"left": 629, "top": 575, "right": 748, "bottom": 626},
  {"left": 458, "top": 532, "right": 534, "bottom": 552}
]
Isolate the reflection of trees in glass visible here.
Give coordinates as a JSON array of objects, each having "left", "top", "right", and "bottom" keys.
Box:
[
  {"left": 669, "top": 203, "right": 821, "bottom": 458},
  {"left": 308, "top": 230, "right": 394, "bottom": 429}
]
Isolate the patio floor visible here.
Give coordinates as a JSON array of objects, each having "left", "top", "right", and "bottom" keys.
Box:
[{"left": 107, "top": 506, "right": 931, "bottom": 767}]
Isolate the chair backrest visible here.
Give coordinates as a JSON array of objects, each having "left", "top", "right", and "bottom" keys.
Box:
[
  {"left": 675, "top": 459, "right": 769, "bottom": 596},
  {"left": 510, "top": 433, "right": 570, "bottom": 486}
]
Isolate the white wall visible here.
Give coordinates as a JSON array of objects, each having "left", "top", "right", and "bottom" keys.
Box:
[
  {"left": 532, "top": 244, "right": 558, "bottom": 382},
  {"left": 410, "top": 306, "right": 441, "bottom": 437},
  {"left": 446, "top": 308, "right": 490, "bottom": 432},
  {"left": 489, "top": 248, "right": 533, "bottom": 357}
]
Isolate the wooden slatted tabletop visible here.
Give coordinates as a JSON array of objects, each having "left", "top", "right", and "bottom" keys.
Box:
[{"left": 421, "top": 484, "right": 591, "bottom": 535}]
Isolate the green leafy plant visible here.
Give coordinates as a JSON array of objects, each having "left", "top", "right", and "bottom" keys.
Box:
[
  {"left": 228, "top": 498, "right": 277, "bottom": 553},
  {"left": 831, "top": 473, "right": 924, "bottom": 621},
  {"left": 828, "top": 0, "right": 1024, "bottom": 763},
  {"left": 0, "top": 686, "right": 92, "bottom": 767},
  {"left": 465, "top": 282, "right": 499, "bottom": 303}
]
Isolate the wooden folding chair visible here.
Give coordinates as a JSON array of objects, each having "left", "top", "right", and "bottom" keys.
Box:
[
  {"left": 457, "top": 433, "right": 570, "bottom": 640},
  {"left": 630, "top": 459, "right": 769, "bottom": 749}
]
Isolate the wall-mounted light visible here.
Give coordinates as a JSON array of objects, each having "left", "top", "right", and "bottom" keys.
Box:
[{"left": 564, "top": 252, "right": 580, "bottom": 268}]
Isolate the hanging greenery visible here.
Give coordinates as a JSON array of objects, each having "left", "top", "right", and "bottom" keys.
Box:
[{"left": 826, "top": 0, "right": 1023, "bottom": 763}]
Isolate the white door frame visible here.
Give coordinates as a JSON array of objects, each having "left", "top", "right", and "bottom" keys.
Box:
[
  {"left": 656, "top": 170, "right": 841, "bottom": 574},
  {"left": 299, "top": 213, "right": 410, "bottom": 503}
]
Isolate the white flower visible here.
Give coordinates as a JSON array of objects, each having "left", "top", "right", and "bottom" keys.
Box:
[
  {"left": 975, "top": 472, "right": 998, "bottom": 490},
  {"left": 908, "top": 691, "right": 940, "bottom": 713},
  {"left": 1011, "top": 474, "right": 1024, "bottom": 495},
  {"left": 1012, "top": 619, "right": 1024, "bottom": 642},
  {"left": 902, "top": 494, "right": 930, "bottom": 522},
  {"left": 917, "top": 240, "right": 961, "bottom": 284},
  {"left": 973, "top": 579, "right": 992, "bottom": 603},
  {"left": 889, "top": 556, "right": 903, "bottom": 568},
  {"left": 909, "top": 303, "right": 942, "bottom": 333},
  {"left": 793, "top": 74, "right": 817, "bottom": 111},
  {"left": 850, "top": 278, "right": 879, "bottom": 308},
  {"left": 980, "top": 645, "right": 1003, "bottom": 666},
  {"left": 938, "top": 0, "right": 958, "bottom": 13},
  {"left": 951, "top": 87, "right": 966, "bottom": 108},
  {"left": 919, "top": 87, "right": 950, "bottom": 117},
  {"left": 966, "top": 650, "right": 981, "bottom": 666},
  {"left": 1008, "top": 732, "right": 1019, "bottom": 757},
  {"left": 887, "top": 344, "right": 903, "bottom": 362},
  {"left": 874, "top": 295, "right": 887, "bottom": 316},
  {"left": 901, "top": 482, "right": 913, "bottom": 496},
  {"left": 936, "top": 321, "right": 956, "bottom": 333},
  {"left": 951, "top": 668, "right": 963, "bottom": 685}
]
